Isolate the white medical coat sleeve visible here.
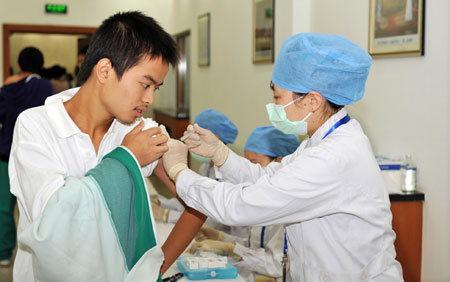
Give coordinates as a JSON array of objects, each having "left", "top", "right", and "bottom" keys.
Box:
[
  {"left": 218, "top": 150, "right": 282, "bottom": 184},
  {"left": 176, "top": 143, "right": 348, "bottom": 226}
]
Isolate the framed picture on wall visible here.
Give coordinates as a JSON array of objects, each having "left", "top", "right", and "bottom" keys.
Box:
[
  {"left": 252, "top": 0, "right": 274, "bottom": 63},
  {"left": 198, "top": 13, "right": 210, "bottom": 67},
  {"left": 368, "top": 0, "right": 425, "bottom": 58}
]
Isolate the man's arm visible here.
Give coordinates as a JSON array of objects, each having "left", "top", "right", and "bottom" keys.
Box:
[
  {"left": 153, "top": 160, "right": 208, "bottom": 273},
  {"left": 161, "top": 208, "right": 206, "bottom": 273}
]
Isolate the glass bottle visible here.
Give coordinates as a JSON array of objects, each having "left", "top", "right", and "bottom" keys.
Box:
[{"left": 401, "top": 154, "right": 417, "bottom": 192}]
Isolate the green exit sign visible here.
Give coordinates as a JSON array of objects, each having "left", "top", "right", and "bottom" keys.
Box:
[{"left": 45, "top": 4, "right": 68, "bottom": 14}]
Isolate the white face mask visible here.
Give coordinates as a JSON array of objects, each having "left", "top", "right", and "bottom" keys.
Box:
[{"left": 266, "top": 96, "right": 312, "bottom": 136}]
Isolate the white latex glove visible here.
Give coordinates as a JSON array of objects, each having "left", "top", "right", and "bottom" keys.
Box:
[
  {"left": 183, "top": 124, "right": 229, "bottom": 166},
  {"left": 187, "top": 240, "right": 235, "bottom": 256},
  {"left": 162, "top": 138, "right": 188, "bottom": 180},
  {"left": 195, "top": 226, "right": 225, "bottom": 242}
]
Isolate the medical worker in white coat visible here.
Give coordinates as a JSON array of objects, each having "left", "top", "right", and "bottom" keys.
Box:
[
  {"left": 190, "top": 126, "right": 300, "bottom": 282},
  {"left": 162, "top": 33, "right": 404, "bottom": 282}
]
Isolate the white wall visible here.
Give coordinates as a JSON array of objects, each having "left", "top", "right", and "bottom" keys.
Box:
[
  {"left": 154, "top": 0, "right": 293, "bottom": 154},
  {"left": 306, "top": 0, "right": 450, "bottom": 281}
]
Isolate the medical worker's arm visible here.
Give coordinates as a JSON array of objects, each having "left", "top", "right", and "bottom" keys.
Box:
[
  {"left": 183, "top": 124, "right": 283, "bottom": 184},
  {"left": 174, "top": 144, "right": 347, "bottom": 226},
  {"left": 217, "top": 150, "right": 283, "bottom": 184}
]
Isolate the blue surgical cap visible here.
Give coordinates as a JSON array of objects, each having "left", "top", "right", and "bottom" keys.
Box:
[
  {"left": 194, "top": 109, "right": 238, "bottom": 144},
  {"left": 244, "top": 126, "right": 300, "bottom": 158},
  {"left": 272, "top": 33, "right": 372, "bottom": 106}
]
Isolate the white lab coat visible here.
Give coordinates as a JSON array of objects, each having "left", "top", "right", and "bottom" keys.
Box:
[
  {"left": 199, "top": 160, "right": 249, "bottom": 237},
  {"left": 159, "top": 163, "right": 243, "bottom": 234},
  {"left": 9, "top": 88, "right": 159, "bottom": 282},
  {"left": 176, "top": 109, "right": 403, "bottom": 282},
  {"left": 224, "top": 224, "right": 291, "bottom": 282}
]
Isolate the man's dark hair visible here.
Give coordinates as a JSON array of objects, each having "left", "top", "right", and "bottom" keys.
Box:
[
  {"left": 18, "top": 47, "right": 44, "bottom": 73},
  {"left": 78, "top": 11, "right": 179, "bottom": 84}
]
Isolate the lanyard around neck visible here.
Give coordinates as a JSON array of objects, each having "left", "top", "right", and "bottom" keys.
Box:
[
  {"left": 259, "top": 226, "right": 288, "bottom": 255},
  {"left": 321, "top": 114, "right": 350, "bottom": 140}
]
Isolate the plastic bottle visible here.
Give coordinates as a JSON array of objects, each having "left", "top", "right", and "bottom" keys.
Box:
[{"left": 401, "top": 154, "right": 417, "bottom": 192}]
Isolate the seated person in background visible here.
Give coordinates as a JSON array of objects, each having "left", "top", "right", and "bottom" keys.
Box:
[
  {"left": 152, "top": 109, "right": 241, "bottom": 232},
  {"left": 41, "top": 65, "right": 72, "bottom": 93},
  {"left": 0, "top": 46, "right": 53, "bottom": 267},
  {"left": 188, "top": 126, "right": 300, "bottom": 282}
]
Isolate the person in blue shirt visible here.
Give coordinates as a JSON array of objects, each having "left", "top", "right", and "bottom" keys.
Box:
[{"left": 0, "top": 47, "right": 53, "bottom": 267}]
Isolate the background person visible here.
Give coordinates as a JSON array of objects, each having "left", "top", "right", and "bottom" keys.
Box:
[
  {"left": 41, "top": 64, "right": 73, "bottom": 93},
  {"left": 0, "top": 46, "right": 53, "bottom": 267},
  {"left": 162, "top": 33, "right": 403, "bottom": 281}
]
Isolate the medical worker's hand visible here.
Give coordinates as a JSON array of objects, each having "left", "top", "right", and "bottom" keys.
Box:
[
  {"left": 162, "top": 139, "right": 189, "bottom": 181},
  {"left": 122, "top": 121, "right": 169, "bottom": 166},
  {"left": 183, "top": 124, "right": 229, "bottom": 166},
  {"left": 195, "top": 226, "right": 225, "bottom": 242},
  {"left": 187, "top": 240, "right": 235, "bottom": 257}
]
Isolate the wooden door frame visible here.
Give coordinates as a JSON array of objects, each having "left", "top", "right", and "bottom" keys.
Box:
[{"left": 3, "top": 24, "right": 97, "bottom": 81}]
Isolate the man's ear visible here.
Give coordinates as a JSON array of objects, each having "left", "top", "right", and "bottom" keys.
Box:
[{"left": 95, "top": 58, "right": 113, "bottom": 84}]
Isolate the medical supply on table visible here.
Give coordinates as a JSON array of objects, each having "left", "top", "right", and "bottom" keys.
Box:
[
  {"left": 180, "top": 130, "right": 195, "bottom": 142},
  {"left": 401, "top": 154, "right": 417, "bottom": 192},
  {"left": 377, "top": 156, "right": 402, "bottom": 194},
  {"left": 176, "top": 253, "right": 238, "bottom": 280}
]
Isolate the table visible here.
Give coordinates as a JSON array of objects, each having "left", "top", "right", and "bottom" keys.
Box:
[
  {"left": 389, "top": 192, "right": 424, "bottom": 282},
  {"left": 155, "top": 222, "right": 246, "bottom": 282}
]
